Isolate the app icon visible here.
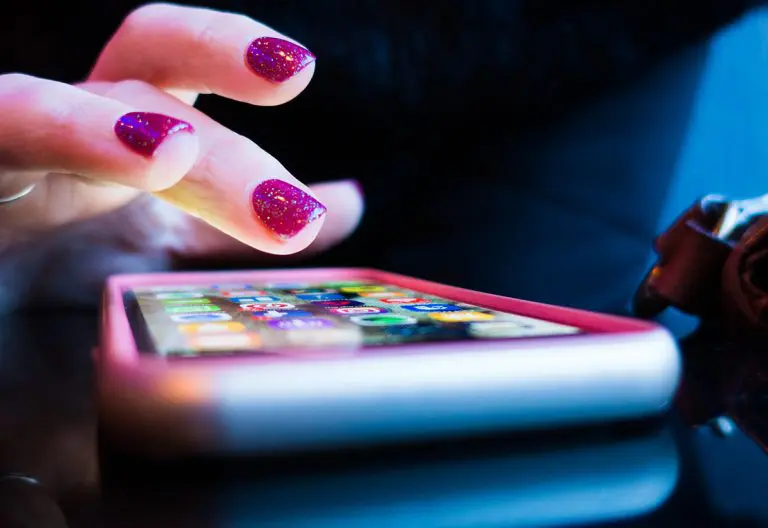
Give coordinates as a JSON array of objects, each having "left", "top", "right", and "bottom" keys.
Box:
[
  {"left": 239, "top": 302, "right": 296, "bottom": 311},
  {"left": 189, "top": 333, "right": 261, "bottom": 350},
  {"left": 401, "top": 304, "right": 462, "bottom": 313},
  {"left": 379, "top": 297, "right": 429, "bottom": 305},
  {"left": 328, "top": 306, "right": 388, "bottom": 315},
  {"left": 428, "top": 311, "right": 495, "bottom": 322},
  {"left": 295, "top": 293, "right": 345, "bottom": 301},
  {"left": 220, "top": 290, "right": 267, "bottom": 297},
  {"left": 470, "top": 320, "right": 579, "bottom": 338},
  {"left": 468, "top": 321, "right": 525, "bottom": 338},
  {"left": 155, "top": 292, "right": 204, "bottom": 300},
  {"left": 322, "top": 281, "right": 373, "bottom": 288},
  {"left": 311, "top": 300, "right": 364, "bottom": 307},
  {"left": 250, "top": 310, "right": 313, "bottom": 320},
  {"left": 268, "top": 318, "right": 335, "bottom": 330},
  {"left": 339, "top": 286, "right": 386, "bottom": 294},
  {"left": 162, "top": 298, "right": 212, "bottom": 306},
  {"left": 350, "top": 314, "right": 418, "bottom": 326},
  {"left": 265, "top": 282, "right": 309, "bottom": 289},
  {"left": 212, "top": 284, "right": 254, "bottom": 291},
  {"left": 360, "top": 291, "right": 406, "bottom": 299},
  {"left": 171, "top": 313, "right": 232, "bottom": 323},
  {"left": 146, "top": 285, "right": 205, "bottom": 292},
  {"left": 374, "top": 324, "right": 464, "bottom": 339},
  {"left": 289, "top": 288, "right": 333, "bottom": 294},
  {"left": 164, "top": 304, "right": 222, "bottom": 314},
  {"left": 227, "top": 295, "right": 280, "bottom": 304},
  {"left": 178, "top": 322, "right": 246, "bottom": 334},
  {"left": 281, "top": 328, "right": 363, "bottom": 348}
]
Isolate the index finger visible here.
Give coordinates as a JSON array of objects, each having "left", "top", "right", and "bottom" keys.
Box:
[{"left": 89, "top": 3, "right": 316, "bottom": 107}]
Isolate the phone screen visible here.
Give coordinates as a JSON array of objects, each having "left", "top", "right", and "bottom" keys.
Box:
[{"left": 124, "top": 279, "right": 581, "bottom": 357}]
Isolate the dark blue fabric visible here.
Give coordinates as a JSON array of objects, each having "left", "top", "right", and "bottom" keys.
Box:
[
  {"left": 0, "top": 1, "right": 761, "bottom": 312},
  {"left": 303, "top": 44, "right": 709, "bottom": 313}
]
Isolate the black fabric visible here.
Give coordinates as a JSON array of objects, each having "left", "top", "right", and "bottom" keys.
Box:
[{"left": 0, "top": 1, "right": 763, "bottom": 312}]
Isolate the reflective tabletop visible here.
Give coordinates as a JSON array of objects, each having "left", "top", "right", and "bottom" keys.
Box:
[{"left": 1, "top": 314, "right": 767, "bottom": 528}]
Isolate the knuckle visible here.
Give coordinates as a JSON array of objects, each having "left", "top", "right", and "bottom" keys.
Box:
[
  {"left": 107, "top": 79, "right": 154, "bottom": 97},
  {"left": 0, "top": 73, "right": 38, "bottom": 93},
  {"left": 6, "top": 80, "right": 70, "bottom": 122},
  {"left": 100, "top": 79, "right": 161, "bottom": 104},
  {"left": 195, "top": 134, "right": 249, "bottom": 188},
  {"left": 191, "top": 11, "right": 252, "bottom": 51},
  {"left": 0, "top": 78, "right": 86, "bottom": 148},
  {"left": 121, "top": 3, "right": 176, "bottom": 32},
  {"left": 190, "top": 12, "right": 227, "bottom": 50}
]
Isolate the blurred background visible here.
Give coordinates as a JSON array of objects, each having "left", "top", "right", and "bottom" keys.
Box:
[
  {"left": 2, "top": 2, "right": 768, "bottom": 315},
  {"left": 3, "top": 4, "right": 768, "bottom": 525}
]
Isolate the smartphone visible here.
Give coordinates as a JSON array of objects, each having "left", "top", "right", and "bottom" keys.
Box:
[{"left": 98, "top": 268, "right": 680, "bottom": 456}]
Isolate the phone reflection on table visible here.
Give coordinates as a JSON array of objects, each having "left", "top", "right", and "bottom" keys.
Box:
[{"left": 101, "top": 425, "right": 679, "bottom": 528}]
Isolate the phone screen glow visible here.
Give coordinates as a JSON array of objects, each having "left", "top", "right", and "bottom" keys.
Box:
[{"left": 127, "top": 280, "right": 581, "bottom": 357}]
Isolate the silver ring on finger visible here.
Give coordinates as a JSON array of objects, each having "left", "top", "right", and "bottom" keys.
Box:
[{"left": 0, "top": 183, "right": 36, "bottom": 205}]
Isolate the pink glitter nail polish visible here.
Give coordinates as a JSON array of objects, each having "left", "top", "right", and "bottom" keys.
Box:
[
  {"left": 245, "top": 37, "right": 316, "bottom": 83},
  {"left": 114, "top": 112, "right": 194, "bottom": 157},
  {"left": 252, "top": 179, "right": 327, "bottom": 240}
]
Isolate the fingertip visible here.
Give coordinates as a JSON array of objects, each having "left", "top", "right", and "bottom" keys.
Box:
[
  {"left": 241, "top": 36, "right": 316, "bottom": 106},
  {"left": 313, "top": 179, "right": 365, "bottom": 229},
  {"left": 160, "top": 175, "right": 328, "bottom": 255},
  {"left": 244, "top": 36, "right": 315, "bottom": 82},
  {"left": 141, "top": 127, "right": 199, "bottom": 191},
  {"left": 112, "top": 111, "right": 199, "bottom": 191},
  {"left": 302, "top": 179, "right": 365, "bottom": 253},
  {"left": 260, "top": 179, "right": 365, "bottom": 255},
  {"left": 258, "top": 213, "right": 328, "bottom": 255},
  {"left": 312, "top": 178, "right": 365, "bottom": 204},
  {"left": 248, "top": 177, "right": 327, "bottom": 246},
  {"left": 255, "top": 60, "right": 315, "bottom": 107}
]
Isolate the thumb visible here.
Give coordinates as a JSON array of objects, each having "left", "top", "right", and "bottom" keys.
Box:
[{"left": 304, "top": 179, "right": 365, "bottom": 254}]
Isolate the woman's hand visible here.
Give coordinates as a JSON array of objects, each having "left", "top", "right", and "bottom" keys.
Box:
[{"left": 0, "top": 3, "right": 364, "bottom": 310}]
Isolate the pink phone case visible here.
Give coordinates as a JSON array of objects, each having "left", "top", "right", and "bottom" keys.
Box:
[{"left": 99, "top": 268, "right": 680, "bottom": 457}]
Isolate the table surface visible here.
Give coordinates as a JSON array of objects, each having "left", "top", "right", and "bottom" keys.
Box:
[{"left": 1, "top": 314, "right": 768, "bottom": 528}]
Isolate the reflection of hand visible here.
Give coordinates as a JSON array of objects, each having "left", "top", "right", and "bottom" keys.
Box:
[
  {"left": 0, "top": 4, "right": 364, "bottom": 310},
  {"left": 0, "top": 315, "right": 99, "bottom": 527}
]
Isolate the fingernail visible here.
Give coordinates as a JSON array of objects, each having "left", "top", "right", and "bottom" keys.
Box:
[
  {"left": 246, "top": 37, "right": 316, "bottom": 83},
  {"left": 251, "top": 179, "right": 327, "bottom": 240},
  {"left": 114, "top": 112, "right": 194, "bottom": 157}
]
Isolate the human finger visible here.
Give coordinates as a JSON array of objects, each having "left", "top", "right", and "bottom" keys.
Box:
[
  {"left": 180, "top": 179, "right": 365, "bottom": 258},
  {"left": 0, "top": 74, "right": 199, "bottom": 192},
  {"left": 89, "top": 3, "right": 316, "bottom": 107}
]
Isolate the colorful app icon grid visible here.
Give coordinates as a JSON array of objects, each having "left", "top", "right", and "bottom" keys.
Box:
[{"left": 133, "top": 279, "right": 580, "bottom": 357}]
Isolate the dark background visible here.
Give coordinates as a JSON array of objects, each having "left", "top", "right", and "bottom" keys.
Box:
[
  {"left": 3, "top": 1, "right": 766, "bottom": 313},
  {"left": 4, "top": 5, "right": 768, "bottom": 523},
  {"left": 4, "top": 315, "right": 768, "bottom": 526}
]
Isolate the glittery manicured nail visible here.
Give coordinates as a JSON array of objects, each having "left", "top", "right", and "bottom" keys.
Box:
[
  {"left": 245, "top": 37, "right": 316, "bottom": 83},
  {"left": 251, "top": 179, "right": 327, "bottom": 240},
  {"left": 114, "top": 112, "right": 194, "bottom": 157}
]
